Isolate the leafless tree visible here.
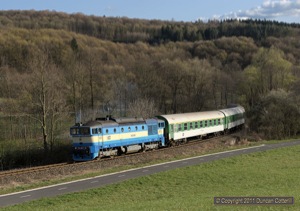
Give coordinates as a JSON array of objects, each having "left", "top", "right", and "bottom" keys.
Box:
[
  {"left": 23, "top": 48, "right": 68, "bottom": 153},
  {"left": 127, "top": 98, "right": 158, "bottom": 118}
]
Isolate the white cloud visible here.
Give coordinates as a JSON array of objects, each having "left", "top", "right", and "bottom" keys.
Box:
[{"left": 216, "top": 0, "right": 300, "bottom": 21}]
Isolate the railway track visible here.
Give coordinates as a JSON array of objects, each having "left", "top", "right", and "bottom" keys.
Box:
[
  {"left": 0, "top": 162, "right": 70, "bottom": 178},
  {"left": 0, "top": 132, "right": 243, "bottom": 182}
]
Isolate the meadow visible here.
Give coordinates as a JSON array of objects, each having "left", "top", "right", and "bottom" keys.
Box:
[{"left": 3, "top": 142, "right": 300, "bottom": 210}]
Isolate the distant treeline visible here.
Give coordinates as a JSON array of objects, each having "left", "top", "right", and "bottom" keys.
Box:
[{"left": 0, "top": 10, "right": 299, "bottom": 44}]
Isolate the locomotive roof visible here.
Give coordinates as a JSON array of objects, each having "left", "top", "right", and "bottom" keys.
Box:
[
  {"left": 71, "top": 117, "right": 147, "bottom": 128},
  {"left": 158, "top": 110, "right": 224, "bottom": 124},
  {"left": 113, "top": 117, "right": 145, "bottom": 124},
  {"left": 82, "top": 120, "right": 119, "bottom": 127}
]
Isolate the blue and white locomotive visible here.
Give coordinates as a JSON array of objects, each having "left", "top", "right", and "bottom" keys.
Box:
[
  {"left": 71, "top": 117, "right": 165, "bottom": 161},
  {"left": 70, "top": 105, "right": 245, "bottom": 161}
]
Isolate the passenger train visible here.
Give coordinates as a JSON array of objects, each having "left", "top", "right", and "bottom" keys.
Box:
[{"left": 70, "top": 105, "right": 245, "bottom": 161}]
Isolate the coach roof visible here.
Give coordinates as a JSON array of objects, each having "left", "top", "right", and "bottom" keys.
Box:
[{"left": 158, "top": 111, "right": 225, "bottom": 124}]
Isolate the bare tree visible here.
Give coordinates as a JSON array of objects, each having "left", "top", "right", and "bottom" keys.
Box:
[
  {"left": 23, "top": 49, "right": 67, "bottom": 153},
  {"left": 127, "top": 98, "right": 158, "bottom": 118}
]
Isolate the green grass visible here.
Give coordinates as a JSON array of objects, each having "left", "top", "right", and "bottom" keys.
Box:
[{"left": 3, "top": 142, "right": 300, "bottom": 210}]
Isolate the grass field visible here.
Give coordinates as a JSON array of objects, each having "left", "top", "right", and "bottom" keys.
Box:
[{"left": 4, "top": 143, "right": 300, "bottom": 210}]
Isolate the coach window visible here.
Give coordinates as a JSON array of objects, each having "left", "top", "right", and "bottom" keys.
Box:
[
  {"left": 190, "top": 122, "right": 193, "bottom": 130},
  {"left": 121, "top": 128, "right": 124, "bottom": 132},
  {"left": 200, "top": 121, "right": 203, "bottom": 128},
  {"left": 209, "top": 120, "right": 212, "bottom": 126},
  {"left": 105, "top": 129, "right": 109, "bottom": 134},
  {"left": 142, "top": 126, "right": 145, "bottom": 130},
  {"left": 218, "top": 119, "right": 221, "bottom": 125},
  {"left": 178, "top": 124, "right": 182, "bottom": 132},
  {"left": 195, "top": 122, "right": 198, "bottom": 128},
  {"left": 184, "top": 123, "right": 187, "bottom": 131},
  {"left": 214, "top": 119, "right": 216, "bottom": 125},
  {"left": 135, "top": 126, "right": 138, "bottom": 131},
  {"left": 114, "top": 128, "right": 116, "bottom": 133},
  {"left": 128, "top": 127, "right": 131, "bottom": 131},
  {"left": 205, "top": 121, "right": 208, "bottom": 127}
]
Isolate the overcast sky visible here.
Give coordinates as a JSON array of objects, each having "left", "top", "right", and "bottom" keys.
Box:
[{"left": 1, "top": 0, "right": 299, "bottom": 23}]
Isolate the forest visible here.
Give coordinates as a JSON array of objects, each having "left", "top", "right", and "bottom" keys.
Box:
[{"left": 0, "top": 10, "right": 300, "bottom": 169}]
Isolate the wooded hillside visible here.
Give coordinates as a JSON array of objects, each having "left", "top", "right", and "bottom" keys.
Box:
[{"left": 0, "top": 10, "right": 299, "bottom": 168}]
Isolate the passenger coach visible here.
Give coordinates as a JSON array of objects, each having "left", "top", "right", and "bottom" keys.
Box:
[
  {"left": 157, "top": 105, "right": 245, "bottom": 146},
  {"left": 219, "top": 105, "right": 245, "bottom": 132},
  {"left": 157, "top": 111, "right": 225, "bottom": 146}
]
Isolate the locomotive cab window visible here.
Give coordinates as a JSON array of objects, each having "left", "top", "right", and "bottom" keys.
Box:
[
  {"left": 81, "top": 127, "right": 90, "bottom": 135},
  {"left": 70, "top": 128, "right": 79, "bottom": 135}
]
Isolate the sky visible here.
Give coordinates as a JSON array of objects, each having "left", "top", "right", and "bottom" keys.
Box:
[{"left": 1, "top": 0, "right": 300, "bottom": 23}]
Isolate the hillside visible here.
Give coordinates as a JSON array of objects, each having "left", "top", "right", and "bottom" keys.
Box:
[{"left": 0, "top": 10, "right": 299, "bottom": 168}]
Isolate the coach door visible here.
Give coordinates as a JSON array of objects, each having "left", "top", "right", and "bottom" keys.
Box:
[{"left": 169, "top": 124, "right": 174, "bottom": 140}]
